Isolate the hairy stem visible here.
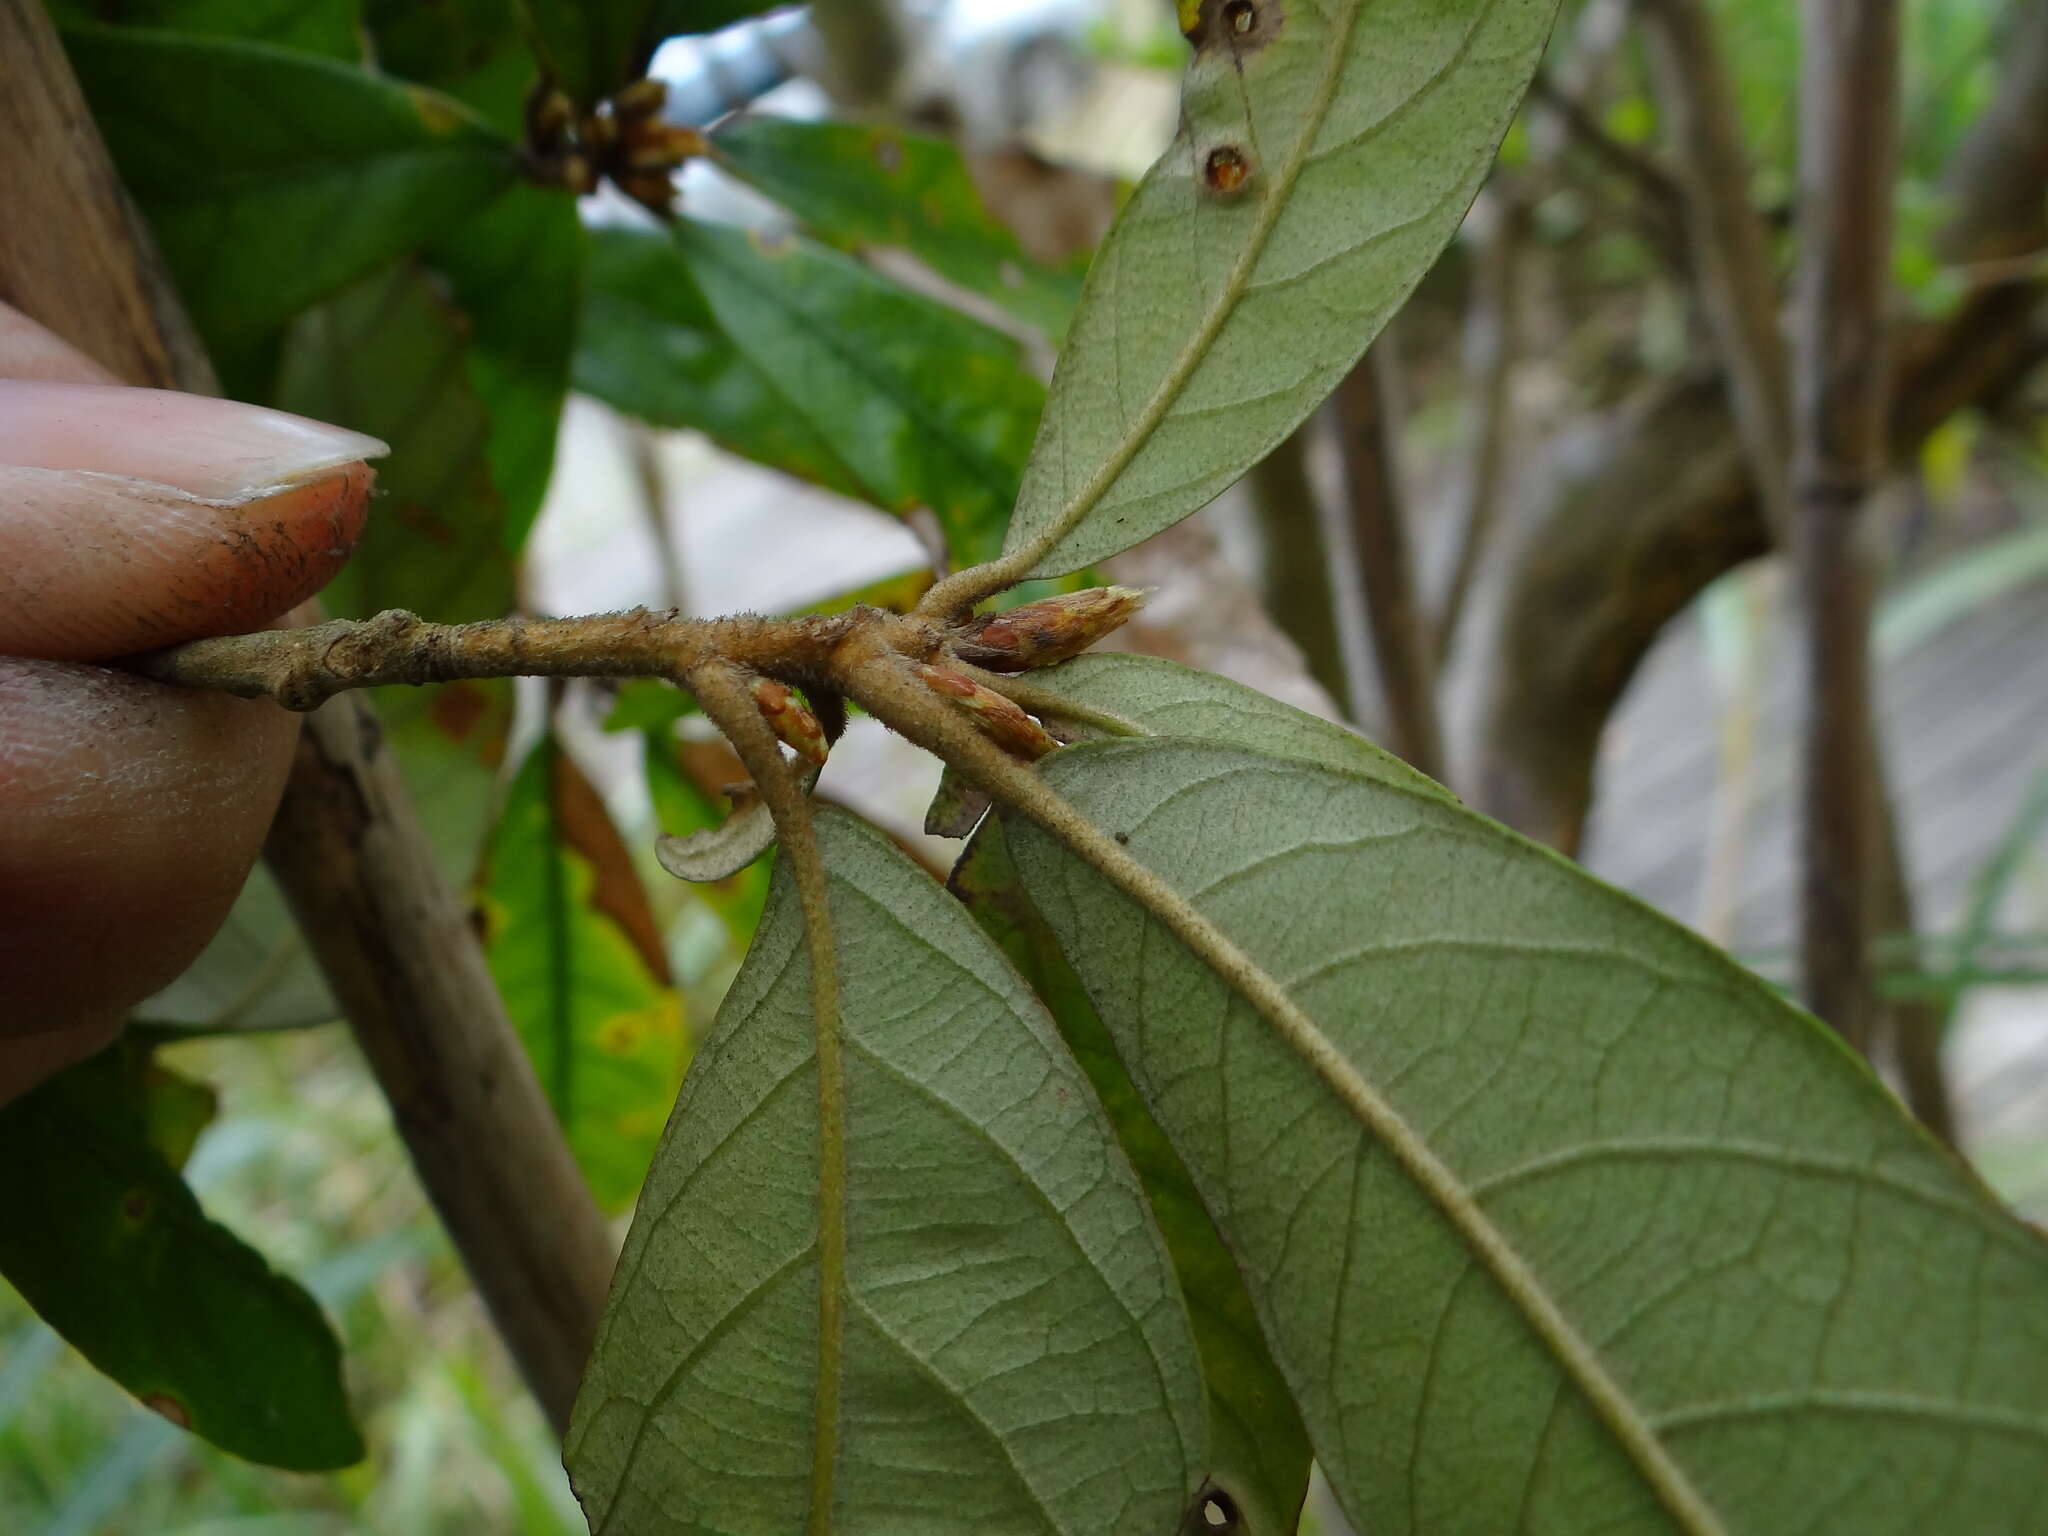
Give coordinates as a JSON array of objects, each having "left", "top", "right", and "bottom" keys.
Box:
[
  {"left": 133, "top": 608, "right": 858, "bottom": 711},
  {"left": 686, "top": 661, "right": 847, "bottom": 1527}
]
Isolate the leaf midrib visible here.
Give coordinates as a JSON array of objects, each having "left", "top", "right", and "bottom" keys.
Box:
[
  {"left": 1011, "top": 0, "right": 1478, "bottom": 573},
  {"left": 1018, "top": 747, "right": 1733, "bottom": 1535}
]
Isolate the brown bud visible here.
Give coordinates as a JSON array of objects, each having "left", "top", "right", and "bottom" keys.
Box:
[
  {"left": 617, "top": 168, "right": 678, "bottom": 211},
  {"left": 528, "top": 89, "right": 574, "bottom": 150},
  {"left": 914, "top": 664, "right": 1058, "bottom": 760},
  {"left": 611, "top": 77, "right": 669, "bottom": 121},
  {"left": 559, "top": 153, "right": 599, "bottom": 196},
  {"left": 751, "top": 678, "right": 830, "bottom": 766},
  {"left": 949, "top": 586, "right": 1147, "bottom": 672},
  {"left": 622, "top": 121, "right": 707, "bottom": 170}
]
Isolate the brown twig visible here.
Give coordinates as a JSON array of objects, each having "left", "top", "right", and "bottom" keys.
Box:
[
  {"left": 1470, "top": 0, "right": 2048, "bottom": 867},
  {"left": 1789, "top": 0, "right": 1901, "bottom": 1047},
  {"left": 133, "top": 608, "right": 858, "bottom": 711},
  {"left": 1526, "top": 69, "right": 1687, "bottom": 246},
  {"left": 1437, "top": 190, "right": 1530, "bottom": 661},
  {"left": 1638, "top": 0, "right": 1796, "bottom": 537},
  {"left": 1242, "top": 423, "right": 1351, "bottom": 709},
  {"left": 1333, "top": 344, "right": 1445, "bottom": 777},
  {"left": 0, "top": 0, "right": 615, "bottom": 1432},
  {"left": 261, "top": 698, "right": 617, "bottom": 1431}
]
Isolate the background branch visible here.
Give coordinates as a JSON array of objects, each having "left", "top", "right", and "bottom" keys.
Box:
[
  {"left": 1789, "top": 0, "right": 1901, "bottom": 1045},
  {"left": 1334, "top": 343, "right": 1445, "bottom": 776},
  {"left": 1468, "top": 0, "right": 2048, "bottom": 855},
  {"left": 1244, "top": 422, "right": 1352, "bottom": 709},
  {"left": 0, "top": 0, "right": 613, "bottom": 1434},
  {"left": 1437, "top": 188, "right": 1530, "bottom": 660}
]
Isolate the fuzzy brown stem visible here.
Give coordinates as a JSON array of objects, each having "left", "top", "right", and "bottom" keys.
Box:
[
  {"left": 685, "top": 661, "right": 848, "bottom": 1531},
  {"left": 134, "top": 608, "right": 856, "bottom": 711}
]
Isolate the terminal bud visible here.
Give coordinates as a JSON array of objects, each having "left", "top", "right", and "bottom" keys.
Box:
[{"left": 949, "top": 586, "right": 1146, "bottom": 672}]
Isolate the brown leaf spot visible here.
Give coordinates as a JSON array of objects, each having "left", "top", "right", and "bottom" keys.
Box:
[
  {"left": 142, "top": 1393, "right": 191, "bottom": 1429},
  {"left": 120, "top": 1189, "right": 152, "bottom": 1224},
  {"left": 1203, "top": 146, "right": 1252, "bottom": 197}
]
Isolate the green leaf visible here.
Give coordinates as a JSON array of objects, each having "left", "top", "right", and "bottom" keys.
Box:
[
  {"left": 1000, "top": 0, "right": 1561, "bottom": 577},
  {"left": 566, "top": 809, "right": 1205, "bottom": 1533},
  {"left": 1005, "top": 736, "right": 2048, "bottom": 1532},
  {"left": 952, "top": 822, "right": 1310, "bottom": 1534},
  {"left": 273, "top": 263, "right": 515, "bottom": 621},
  {"left": 0, "top": 1046, "right": 361, "bottom": 1471},
  {"left": 675, "top": 218, "right": 1047, "bottom": 567},
  {"left": 477, "top": 738, "right": 687, "bottom": 1212},
  {"left": 47, "top": 0, "right": 362, "bottom": 57},
  {"left": 1016, "top": 651, "right": 1453, "bottom": 800},
  {"left": 577, "top": 226, "right": 869, "bottom": 503},
  {"left": 62, "top": 26, "right": 516, "bottom": 374},
  {"left": 710, "top": 116, "right": 1089, "bottom": 341},
  {"left": 646, "top": 0, "right": 778, "bottom": 37},
  {"left": 364, "top": 0, "right": 533, "bottom": 135},
  {"left": 425, "top": 183, "right": 585, "bottom": 553},
  {"left": 517, "top": 0, "right": 650, "bottom": 105}
]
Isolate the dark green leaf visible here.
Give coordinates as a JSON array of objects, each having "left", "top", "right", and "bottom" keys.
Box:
[
  {"left": 711, "top": 115, "right": 1088, "bottom": 340},
  {"left": 426, "top": 183, "right": 585, "bottom": 553},
  {"left": 645, "top": 0, "right": 778, "bottom": 38},
  {"left": 952, "top": 822, "right": 1310, "bottom": 1534},
  {"left": 47, "top": 0, "right": 361, "bottom": 57},
  {"left": 273, "top": 263, "right": 516, "bottom": 620},
  {"left": 517, "top": 0, "right": 651, "bottom": 105},
  {"left": 675, "top": 217, "right": 1046, "bottom": 566},
  {"left": 364, "top": 0, "right": 533, "bottom": 135},
  {"left": 1000, "top": 0, "right": 1562, "bottom": 576},
  {"left": 0, "top": 1046, "right": 360, "bottom": 1470},
  {"left": 567, "top": 810, "right": 1204, "bottom": 1532},
  {"left": 577, "top": 225, "right": 869, "bottom": 502},
  {"left": 478, "top": 738, "right": 687, "bottom": 1211},
  {"left": 63, "top": 26, "right": 516, "bottom": 373},
  {"left": 1008, "top": 732, "right": 2048, "bottom": 1532}
]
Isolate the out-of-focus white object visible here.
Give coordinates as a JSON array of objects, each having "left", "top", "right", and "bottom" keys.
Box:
[
  {"left": 648, "top": 7, "right": 821, "bottom": 127},
  {"left": 646, "top": 0, "right": 1115, "bottom": 145}
]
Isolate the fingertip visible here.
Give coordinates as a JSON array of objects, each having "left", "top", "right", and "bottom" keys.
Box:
[{"left": 0, "top": 459, "right": 375, "bottom": 660}]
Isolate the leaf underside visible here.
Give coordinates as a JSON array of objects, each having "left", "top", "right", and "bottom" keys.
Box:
[
  {"left": 999, "top": 713, "right": 2048, "bottom": 1534},
  {"left": 567, "top": 810, "right": 1205, "bottom": 1535},
  {"left": 1004, "top": 0, "right": 1561, "bottom": 576},
  {"left": 952, "top": 822, "right": 1312, "bottom": 1534}
]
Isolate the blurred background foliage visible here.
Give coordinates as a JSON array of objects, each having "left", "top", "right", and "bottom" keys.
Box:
[{"left": 5, "top": 0, "right": 2047, "bottom": 1527}]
